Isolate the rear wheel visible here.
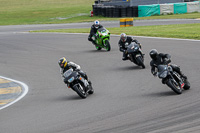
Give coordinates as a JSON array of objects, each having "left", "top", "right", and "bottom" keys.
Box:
[
  {"left": 105, "top": 40, "right": 111, "bottom": 51},
  {"left": 73, "top": 83, "right": 87, "bottom": 99},
  {"left": 183, "top": 79, "right": 190, "bottom": 90},
  {"left": 96, "top": 46, "right": 102, "bottom": 50},
  {"left": 166, "top": 79, "right": 182, "bottom": 94},
  {"left": 88, "top": 86, "right": 94, "bottom": 94},
  {"left": 88, "top": 81, "right": 94, "bottom": 94}
]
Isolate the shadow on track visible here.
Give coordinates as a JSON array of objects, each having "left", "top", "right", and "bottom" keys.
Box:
[
  {"left": 112, "top": 66, "right": 145, "bottom": 71},
  {"left": 83, "top": 50, "right": 108, "bottom": 53},
  {"left": 144, "top": 91, "right": 178, "bottom": 97},
  {"left": 55, "top": 95, "right": 83, "bottom": 101}
]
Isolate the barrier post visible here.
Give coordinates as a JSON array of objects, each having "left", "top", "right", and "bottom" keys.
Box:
[
  {"left": 125, "top": 18, "right": 133, "bottom": 27},
  {"left": 120, "top": 18, "right": 126, "bottom": 27}
]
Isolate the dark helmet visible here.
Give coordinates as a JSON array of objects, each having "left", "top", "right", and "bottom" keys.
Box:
[
  {"left": 94, "top": 20, "right": 100, "bottom": 29},
  {"left": 149, "top": 49, "right": 158, "bottom": 59},
  {"left": 58, "top": 57, "right": 67, "bottom": 68},
  {"left": 120, "top": 33, "right": 127, "bottom": 42}
]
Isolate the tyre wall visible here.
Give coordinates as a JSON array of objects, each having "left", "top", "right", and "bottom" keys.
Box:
[
  {"left": 92, "top": 1, "right": 200, "bottom": 18},
  {"left": 138, "top": 1, "right": 200, "bottom": 17}
]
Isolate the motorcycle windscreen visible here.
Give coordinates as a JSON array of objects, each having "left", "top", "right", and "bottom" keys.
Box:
[
  {"left": 63, "top": 68, "right": 73, "bottom": 78},
  {"left": 157, "top": 65, "right": 168, "bottom": 78},
  {"left": 127, "top": 42, "right": 137, "bottom": 53}
]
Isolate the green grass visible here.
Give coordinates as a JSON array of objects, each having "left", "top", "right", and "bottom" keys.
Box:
[
  {"left": 0, "top": 0, "right": 200, "bottom": 25},
  {"left": 0, "top": 0, "right": 94, "bottom": 25},
  {"left": 32, "top": 23, "right": 200, "bottom": 40}
]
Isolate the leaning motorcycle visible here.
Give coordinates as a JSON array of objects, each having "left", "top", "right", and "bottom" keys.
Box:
[
  {"left": 157, "top": 65, "right": 190, "bottom": 94},
  {"left": 126, "top": 42, "right": 145, "bottom": 68},
  {"left": 92, "top": 27, "right": 111, "bottom": 51},
  {"left": 63, "top": 68, "right": 94, "bottom": 98}
]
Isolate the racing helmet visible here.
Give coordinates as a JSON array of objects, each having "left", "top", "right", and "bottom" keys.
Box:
[
  {"left": 149, "top": 49, "right": 158, "bottom": 59},
  {"left": 58, "top": 57, "right": 67, "bottom": 68},
  {"left": 120, "top": 33, "right": 127, "bottom": 42},
  {"left": 94, "top": 20, "right": 100, "bottom": 29}
]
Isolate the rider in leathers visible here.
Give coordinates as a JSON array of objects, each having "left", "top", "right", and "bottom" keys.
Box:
[
  {"left": 58, "top": 57, "right": 89, "bottom": 86},
  {"left": 149, "top": 49, "right": 187, "bottom": 84},
  {"left": 88, "top": 20, "right": 103, "bottom": 45},
  {"left": 118, "top": 33, "right": 141, "bottom": 60}
]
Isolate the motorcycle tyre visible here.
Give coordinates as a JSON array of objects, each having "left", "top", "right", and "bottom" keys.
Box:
[
  {"left": 95, "top": 46, "right": 102, "bottom": 50},
  {"left": 88, "top": 86, "right": 94, "bottom": 94},
  {"left": 105, "top": 40, "right": 111, "bottom": 51},
  {"left": 166, "top": 79, "right": 182, "bottom": 94},
  {"left": 73, "top": 84, "right": 87, "bottom": 99},
  {"left": 88, "top": 81, "right": 94, "bottom": 94},
  {"left": 136, "top": 56, "right": 145, "bottom": 69},
  {"left": 183, "top": 80, "right": 190, "bottom": 90}
]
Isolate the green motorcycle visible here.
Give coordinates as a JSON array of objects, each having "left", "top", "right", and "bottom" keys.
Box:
[{"left": 92, "top": 27, "right": 111, "bottom": 51}]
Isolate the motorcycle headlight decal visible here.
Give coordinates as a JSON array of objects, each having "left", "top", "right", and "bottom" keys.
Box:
[
  {"left": 68, "top": 77, "right": 74, "bottom": 83},
  {"left": 102, "top": 32, "right": 107, "bottom": 36}
]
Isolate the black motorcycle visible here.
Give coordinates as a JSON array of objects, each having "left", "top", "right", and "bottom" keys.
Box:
[
  {"left": 63, "top": 68, "right": 94, "bottom": 98},
  {"left": 157, "top": 65, "right": 190, "bottom": 94},
  {"left": 126, "top": 42, "right": 145, "bottom": 68}
]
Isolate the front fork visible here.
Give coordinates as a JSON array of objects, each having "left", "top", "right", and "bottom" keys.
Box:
[{"left": 173, "top": 72, "right": 185, "bottom": 88}]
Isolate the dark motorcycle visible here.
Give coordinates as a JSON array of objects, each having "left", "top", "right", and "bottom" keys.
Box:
[
  {"left": 126, "top": 42, "right": 145, "bottom": 68},
  {"left": 63, "top": 68, "right": 94, "bottom": 98},
  {"left": 157, "top": 65, "right": 190, "bottom": 94}
]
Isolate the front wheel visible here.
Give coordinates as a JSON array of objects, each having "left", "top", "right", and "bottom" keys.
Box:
[
  {"left": 105, "top": 40, "right": 111, "bottom": 51},
  {"left": 136, "top": 56, "right": 145, "bottom": 69},
  {"left": 73, "top": 83, "right": 87, "bottom": 99},
  {"left": 166, "top": 79, "right": 182, "bottom": 94}
]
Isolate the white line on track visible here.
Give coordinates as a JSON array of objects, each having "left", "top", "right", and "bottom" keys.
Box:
[
  {"left": 0, "top": 76, "right": 29, "bottom": 110},
  {"left": 25, "top": 32, "right": 200, "bottom": 42}
]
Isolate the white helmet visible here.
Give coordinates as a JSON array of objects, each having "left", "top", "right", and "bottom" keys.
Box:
[
  {"left": 120, "top": 33, "right": 127, "bottom": 42},
  {"left": 94, "top": 20, "right": 100, "bottom": 29}
]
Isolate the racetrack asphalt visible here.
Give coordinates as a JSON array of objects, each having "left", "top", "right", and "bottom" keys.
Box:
[{"left": 0, "top": 20, "right": 200, "bottom": 133}]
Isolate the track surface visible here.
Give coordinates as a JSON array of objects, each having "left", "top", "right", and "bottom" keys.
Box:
[{"left": 0, "top": 20, "right": 200, "bottom": 133}]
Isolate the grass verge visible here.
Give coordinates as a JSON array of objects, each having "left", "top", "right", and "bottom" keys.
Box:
[
  {"left": 32, "top": 23, "right": 200, "bottom": 40},
  {"left": 0, "top": 0, "right": 200, "bottom": 25}
]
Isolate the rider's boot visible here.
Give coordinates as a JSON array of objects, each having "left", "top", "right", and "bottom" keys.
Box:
[
  {"left": 122, "top": 53, "right": 128, "bottom": 61},
  {"left": 92, "top": 40, "right": 97, "bottom": 45}
]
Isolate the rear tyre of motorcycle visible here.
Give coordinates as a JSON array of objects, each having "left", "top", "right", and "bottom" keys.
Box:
[
  {"left": 88, "top": 86, "right": 94, "bottom": 94},
  {"left": 88, "top": 81, "right": 94, "bottom": 94},
  {"left": 105, "top": 40, "right": 111, "bottom": 51},
  {"left": 96, "top": 46, "right": 102, "bottom": 50},
  {"left": 136, "top": 56, "right": 145, "bottom": 69},
  {"left": 74, "top": 84, "right": 87, "bottom": 99},
  {"left": 183, "top": 80, "right": 190, "bottom": 90},
  {"left": 166, "top": 79, "right": 182, "bottom": 94}
]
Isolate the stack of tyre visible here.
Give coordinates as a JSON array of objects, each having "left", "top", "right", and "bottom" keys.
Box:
[{"left": 92, "top": 5, "right": 138, "bottom": 17}]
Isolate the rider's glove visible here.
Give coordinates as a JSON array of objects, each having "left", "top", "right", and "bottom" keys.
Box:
[
  {"left": 153, "top": 72, "right": 157, "bottom": 77},
  {"left": 163, "top": 58, "right": 171, "bottom": 64},
  {"left": 94, "top": 33, "right": 98, "bottom": 38},
  {"left": 124, "top": 50, "right": 127, "bottom": 54},
  {"left": 75, "top": 69, "right": 80, "bottom": 72},
  {"left": 138, "top": 43, "right": 142, "bottom": 49}
]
